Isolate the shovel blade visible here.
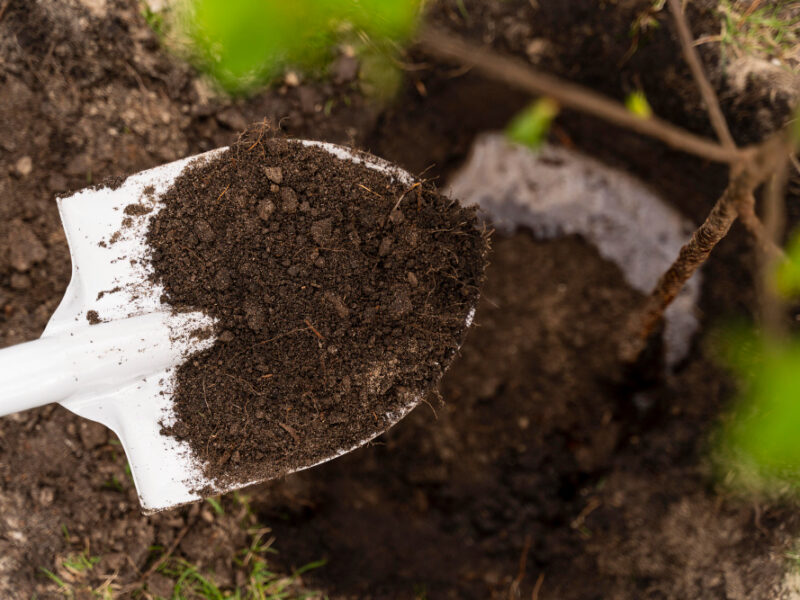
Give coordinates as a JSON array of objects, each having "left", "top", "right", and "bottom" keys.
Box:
[
  {"left": 49, "top": 150, "right": 226, "bottom": 511},
  {"left": 47, "top": 142, "right": 430, "bottom": 512}
]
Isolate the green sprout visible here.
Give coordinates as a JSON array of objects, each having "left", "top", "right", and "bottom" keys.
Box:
[
  {"left": 625, "top": 90, "right": 653, "bottom": 119},
  {"left": 62, "top": 552, "right": 101, "bottom": 573},
  {"left": 506, "top": 98, "right": 560, "bottom": 150},
  {"left": 157, "top": 555, "right": 324, "bottom": 599},
  {"left": 39, "top": 551, "right": 102, "bottom": 597},
  {"left": 39, "top": 568, "right": 68, "bottom": 590},
  {"left": 206, "top": 496, "right": 225, "bottom": 515},
  {"left": 141, "top": 1, "right": 167, "bottom": 38}
]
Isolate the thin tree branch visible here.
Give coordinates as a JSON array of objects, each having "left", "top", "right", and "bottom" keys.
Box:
[
  {"left": 667, "top": 0, "right": 737, "bottom": 150},
  {"left": 0, "top": 0, "right": 11, "bottom": 24},
  {"left": 621, "top": 178, "right": 739, "bottom": 361},
  {"left": 790, "top": 152, "right": 800, "bottom": 176},
  {"left": 418, "top": 27, "right": 741, "bottom": 164},
  {"left": 621, "top": 133, "right": 792, "bottom": 361},
  {"left": 735, "top": 193, "right": 786, "bottom": 261}
]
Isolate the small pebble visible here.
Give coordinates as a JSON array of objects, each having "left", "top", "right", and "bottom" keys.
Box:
[
  {"left": 285, "top": 71, "right": 300, "bottom": 86},
  {"left": 213, "top": 269, "right": 232, "bottom": 291},
  {"left": 389, "top": 288, "right": 413, "bottom": 317},
  {"left": 310, "top": 218, "right": 333, "bottom": 246},
  {"left": 324, "top": 291, "right": 350, "bottom": 319},
  {"left": 14, "top": 156, "right": 32, "bottom": 177},
  {"left": 257, "top": 199, "right": 275, "bottom": 222},
  {"left": 282, "top": 188, "right": 299, "bottom": 213},
  {"left": 264, "top": 166, "right": 283, "bottom": 184},
  {"left": 10, "top": 273, "right": 31, "bottom": 290},
  {"left": 379, "top": 237, "right": 393, "bottom": 256},
  {"left": 194, "top": 219, "right": 215, "bottom": 243}
]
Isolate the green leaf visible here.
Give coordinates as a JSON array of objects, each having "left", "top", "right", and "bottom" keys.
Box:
[
  {"left": 205, "top": 496, "right": 224, "bottom": 515},
  {"left": 505, "top": 98, "right": 560, "bottom": 150},
  {"left": 625, "top": 90, "right": 653, "bottom": 119},
  {"left": 180, "top": 0, "right": 421, "bottom": 94},
  {"left": 39, "top": 568, "right": 67, "bottom": 589},
  {"left": 716, "top": 327, "right": 800, "bottom": 491}
]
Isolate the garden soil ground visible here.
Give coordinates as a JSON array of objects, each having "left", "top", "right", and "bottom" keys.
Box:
[{"left": 1, "top": 0, "right": 799, "bottom": 598}]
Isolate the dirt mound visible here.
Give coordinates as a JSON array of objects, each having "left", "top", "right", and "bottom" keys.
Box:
[{"left": 149, "top": 134, "right": 487, "bottom": 485}]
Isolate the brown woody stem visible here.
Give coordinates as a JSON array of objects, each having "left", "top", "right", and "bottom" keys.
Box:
[
  {"left": 622, "top": 134, "right": 792, "bottom": 361},
  {"left": 418, "top": 27, "right": 740, "bottom": 164}
]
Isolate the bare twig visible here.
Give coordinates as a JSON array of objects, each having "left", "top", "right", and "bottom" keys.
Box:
[
  {"left": 508, "top": 533, "right": 532, "bottom": 600},
  {"left": 622, "top": 179, "right": 738, "bottom": 359},
  {"left": 418, "top": 27, "right": 740, "bottom": 164},
  {"left": 742, "top": 0, "right": 763, "bottom": 19},
  {"left": 790, "top": 152, "right": 800, "bottom": 176},
  {"left": 621, "top": 133, "right": 792, "bottom": 360},
  {"left": 666, "top": 0, "right": 736, "bottom": 150},
  {"left": 532, "top": 573, "right": 545, "bottom": 600},
  {"left": 736, "top": 194, "right": 786, "bottom": 261},
  {"left": 0, "top": 0, "right": 11, "bottom": 24}
]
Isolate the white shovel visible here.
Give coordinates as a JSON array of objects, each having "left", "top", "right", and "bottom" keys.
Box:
[{"left": 0, "top": 141, "right": 455, "bottom": 513}]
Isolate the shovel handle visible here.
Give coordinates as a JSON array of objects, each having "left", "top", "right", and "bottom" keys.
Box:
[
  {"left": 0, "top": 313, "right": 195, "bottom": 417},
  {"left": 0, "top": 333, "right": 78, "bottom": 416}
]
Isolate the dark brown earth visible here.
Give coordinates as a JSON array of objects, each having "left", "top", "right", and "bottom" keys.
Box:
[
  {"left": 149, "top": 133, "right": 487, "bottom": 485},
  {"left": 259, "top": 233, "right": 794, "bottom": 599},
  {"left": 1, "top": 0, "right": 800, "bottom": 598}
]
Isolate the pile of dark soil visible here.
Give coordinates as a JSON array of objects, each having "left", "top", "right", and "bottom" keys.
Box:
[{"left": 148, "top": 132, "right": 488, "bottom": 485}]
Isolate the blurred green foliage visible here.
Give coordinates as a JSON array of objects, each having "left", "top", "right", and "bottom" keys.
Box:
[
  {"left": 717, "top": 224, "right": 800, "bottom": 494},
  {"left": 717, "top": 326, "right": 800, "bottom": 492},
  {"left": 174, "top": 0, "right": 421, "bottom": 93},
  {"left": 505, "top": 98, "right": 560, "bottom": 150}
]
